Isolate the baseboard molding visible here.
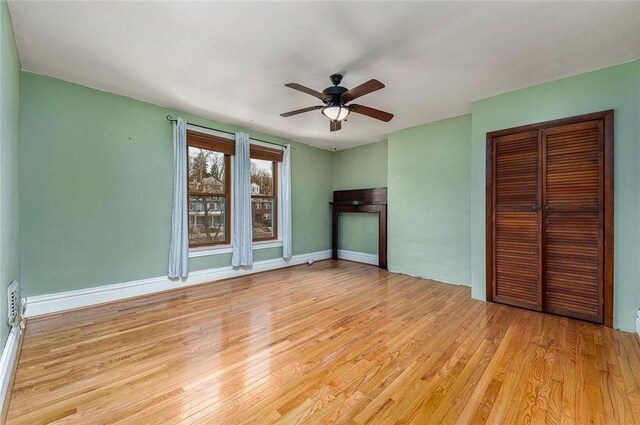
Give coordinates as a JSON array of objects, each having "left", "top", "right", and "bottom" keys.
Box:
[
  {"left": 0, "top": 327, "right": 21, "bottom": 420},
  {"left": 337, "top": 249, "right": 379, "bottom": 266},
  {"left": 25, "top": 250, "right": 332, "bottom": 318}
]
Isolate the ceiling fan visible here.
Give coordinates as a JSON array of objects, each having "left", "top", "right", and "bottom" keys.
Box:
[{"left": 280, "top": 74, "right": 394, "bottom": 132}]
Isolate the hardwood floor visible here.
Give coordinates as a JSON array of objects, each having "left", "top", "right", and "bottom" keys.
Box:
[{"left": 6, "top": 260, "right": 640, "bottom": 424}]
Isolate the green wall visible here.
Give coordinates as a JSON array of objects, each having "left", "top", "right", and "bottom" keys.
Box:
[
  {"left": 470, "top": 61, "right": 640, "bottom": 331},
  {"left": 17, "top": 53, "right": 640, "bottom": 332},
  {"left": 388, "top": 115, "right": 471, "bottom": 285},
  {"left": 19, "top": 72, "right": 333, "bottom": 297},
  {"left": 0, "top": 0, "right": 20, "bottom": 345},
  {"left": 332, "top": 141, "right": 387, "bottom": 255}
]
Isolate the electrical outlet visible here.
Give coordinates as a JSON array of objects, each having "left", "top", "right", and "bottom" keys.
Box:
[{"left": 636, "top": 310, "right": 640, "bottom": 336}]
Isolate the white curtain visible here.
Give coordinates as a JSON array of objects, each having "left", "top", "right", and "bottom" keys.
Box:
[
  {"left": 279, "top": 145, "right": 293, "bottom": 259},
  {"left": 168, "top": 117, "right": 188, "bottom": 278},
  {"left": 231, "top": 132, "right": 253, "bottom": 267}
]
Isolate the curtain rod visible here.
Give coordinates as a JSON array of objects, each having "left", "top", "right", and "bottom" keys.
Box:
[{"left": 166, "top": 115, "right": 293, "bottom": 150}]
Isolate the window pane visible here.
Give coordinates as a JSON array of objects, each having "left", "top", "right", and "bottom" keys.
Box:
[
  {"left": 189, "top": 196, "right": 226, "bottom": 245},
  {"left": 188, "top": 147, "right": 225, "bottom": 193},
  {"left": 252, "top": 198, "right": 274, "bottom": 240},
  {"left": 250, "top": 159, "right": 274, "bottom": 196}
]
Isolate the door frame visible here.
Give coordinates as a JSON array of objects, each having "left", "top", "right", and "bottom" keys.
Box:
[{"left": 485, "top": 110, "right": 614, "bottom": 327}]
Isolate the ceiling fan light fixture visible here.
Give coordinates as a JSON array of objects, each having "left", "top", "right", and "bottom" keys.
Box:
[
  {"left": 281, "top": 75, "right": 393, "bottom": 131},
  {"left": 322, "top": 105, "right": 350, "bottom": 122}
]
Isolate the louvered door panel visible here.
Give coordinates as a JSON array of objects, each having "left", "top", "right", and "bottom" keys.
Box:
[
  {"left": 543, "top": 121, "right": 603, "bottom": 323},
  {"left": 492, "top": 131, "right": 541, "bottom": 310}
]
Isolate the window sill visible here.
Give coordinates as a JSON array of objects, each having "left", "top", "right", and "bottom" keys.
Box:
[
  {"left": 189, "top": 244, "right": 233, "bottom": 257},
  {"left": 188, "top": 240, "right": 283, "bottom": 258},
  {"left": 252, "top": 240, "right": 283, "bottom": 250}
]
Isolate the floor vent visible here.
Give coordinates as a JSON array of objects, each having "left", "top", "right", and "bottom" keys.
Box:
[{"left": 7, "top": 280, "right": 22, "bottom": 327}]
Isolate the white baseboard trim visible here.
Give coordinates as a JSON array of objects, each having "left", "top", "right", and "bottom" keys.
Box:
[
  {"left": 25, "top": 250, "right": 332, "bottom": 318},
  {"left": 337, "top": 249, "right": 379, "bottom": 266},
  {"left": 0, "top": 327, "right": 21, "bottom": 416}
]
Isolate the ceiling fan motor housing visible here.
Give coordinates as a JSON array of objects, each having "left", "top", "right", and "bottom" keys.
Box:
[{"left": 321, "top": 73, "right": 348, "bottom": 105}]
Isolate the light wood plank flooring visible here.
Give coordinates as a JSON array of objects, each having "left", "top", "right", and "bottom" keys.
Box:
[{"left": 6, "top": 260, "right": 640, "bottom": 424}]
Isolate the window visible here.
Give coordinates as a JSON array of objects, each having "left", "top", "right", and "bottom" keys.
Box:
[
  {"left": 251, "top": 158, "right": 277, "bottom": 241},
  {"left": 186, "top": 129, "right": 283, "bottom": 248},
  {"left": 187, "top": 131, "right": 232, "bottom": 247}
]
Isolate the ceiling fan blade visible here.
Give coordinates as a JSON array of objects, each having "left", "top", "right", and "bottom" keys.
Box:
[
  {"left": 330, "top": 120, "right": 342, "bottom": 132},
  {"left": 280, "top": 106, "right": 322, "bottom": 117},
  {"left": 349, "top": 104, "right": 394, "bottom": 122},
  {"left": 284, "top": 83, "right": 329, "bottom": 101},
  {"left": 341, "top": 79, "right": 385, "bottom": 103}
]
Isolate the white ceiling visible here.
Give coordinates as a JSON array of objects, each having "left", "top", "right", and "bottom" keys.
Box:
[{"left": 8, "top": 1, "right": 640, "bottom": 151}]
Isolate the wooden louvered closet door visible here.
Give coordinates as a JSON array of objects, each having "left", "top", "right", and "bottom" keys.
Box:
[
  {"left": 487, "top": 111, "right": 613, "bottom": 326},
  {"left": 542, "top": 121, "right": 604, "bottom": 322},
  {"left": 492, "top": 131, "right": 542, "bottom": 310}
]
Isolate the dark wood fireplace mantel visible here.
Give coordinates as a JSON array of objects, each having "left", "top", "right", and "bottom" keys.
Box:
[{"left": 330, "top": 188, "right": 387, "bottom": 269}]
